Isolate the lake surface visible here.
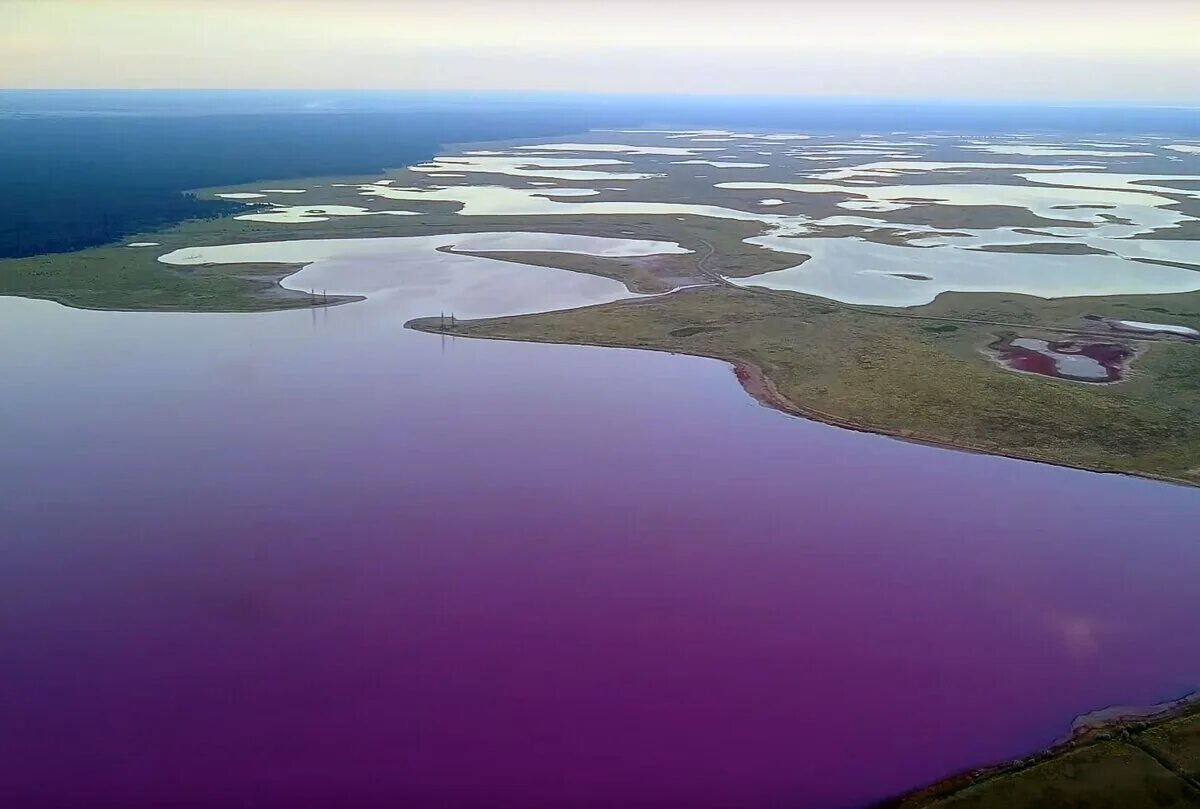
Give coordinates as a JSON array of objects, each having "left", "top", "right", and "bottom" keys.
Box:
[{"left": 3, "top": 259, "right": 1200, "bottom": 808}]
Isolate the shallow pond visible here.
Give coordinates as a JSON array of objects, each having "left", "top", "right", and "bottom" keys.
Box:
[{"left": 990, "top": 335, "right": 1134, "bottom": 382}]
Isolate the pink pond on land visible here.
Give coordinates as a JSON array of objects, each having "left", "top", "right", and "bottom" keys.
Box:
[
  {"left": 2, "top": 280, "right": 1199, "bottom": 809},
  {"left": 991, "top": 335, "right": 1134, "bottom": 382}
]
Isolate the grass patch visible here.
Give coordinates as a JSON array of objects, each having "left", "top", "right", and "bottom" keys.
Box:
[
  {"left": 912, "top": 742, "right": 1200, "bottom": 808},
  {"left": 886, "top": 704, "right": 1200, "bottom": 808},
  {"left": 418, "top": 286, "right": 1200, "bottom": 483}
]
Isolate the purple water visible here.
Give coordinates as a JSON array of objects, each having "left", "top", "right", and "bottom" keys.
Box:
[{"left": 2, "top": 290, "right": 1199, "bottom": 809}]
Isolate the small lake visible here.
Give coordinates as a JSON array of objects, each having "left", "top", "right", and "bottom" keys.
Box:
[{"left": 2, "top": 253, "right": 1199, "bottom": 808}]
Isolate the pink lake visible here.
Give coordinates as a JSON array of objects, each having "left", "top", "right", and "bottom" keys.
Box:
[{"left": 2, "top": 280, "right": 1199, "bottom": 809}]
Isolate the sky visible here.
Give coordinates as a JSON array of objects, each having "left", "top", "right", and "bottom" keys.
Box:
[{"left": 4, "top": 0, "right": 1200, "bottom": 103}]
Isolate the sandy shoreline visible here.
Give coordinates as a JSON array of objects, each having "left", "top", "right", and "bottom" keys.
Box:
[{"left": 407, "top": 314, "right": 1199, "bottom": 490}]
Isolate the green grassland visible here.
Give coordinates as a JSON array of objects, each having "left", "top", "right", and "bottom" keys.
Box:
[
  {"left": 415, "top": 283, "right": 1200, "bottom": 484},
  {"left": 0, "top": 172, "right": 798, "bottom": 309},
  {"left": 883, "top": 703, "right": 1200, "bottom": 808}
]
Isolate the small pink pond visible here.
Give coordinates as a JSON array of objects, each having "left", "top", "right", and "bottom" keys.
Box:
[
  {"left": 2, "top": 295, "right": 1199, "bottom": 809},
  {"left": 991, "top": 334, "right": 1134, "bottom": 382}
]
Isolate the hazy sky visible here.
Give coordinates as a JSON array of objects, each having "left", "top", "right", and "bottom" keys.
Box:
[{"left": 4, "top": 0, "right": 1200, "bottom": 103}]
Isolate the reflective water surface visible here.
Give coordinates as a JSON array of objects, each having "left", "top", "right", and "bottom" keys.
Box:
[{"left": 2, "top": 259, "right": 1199, "bottom": 809}]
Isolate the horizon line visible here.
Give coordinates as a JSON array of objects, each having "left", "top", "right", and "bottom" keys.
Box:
[{"left": 3, "top": 87, "right": 1200, "bottom": 111}]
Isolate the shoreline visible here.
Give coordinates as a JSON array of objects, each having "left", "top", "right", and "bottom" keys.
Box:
[
  {"left": 1061, "top": 690, "right": 1200, "bottom": 745},
  {"left": 0, "top": 290, "right": 365, "bottom": 315},
  {"left": 406, "top": 315, "right": 1200, "bottom": 490},
  {"left": 874, "top": 691, "right": 1200, "bottom": 808}
]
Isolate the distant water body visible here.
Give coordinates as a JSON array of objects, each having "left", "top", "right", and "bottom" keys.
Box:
[
  {"left": 3, "top": 268, "right": 1199, "bottom": 807},
  {"left": 4, "top": 91, "right": 1199, "bottom": 258}
]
